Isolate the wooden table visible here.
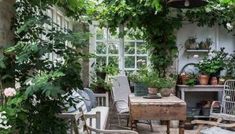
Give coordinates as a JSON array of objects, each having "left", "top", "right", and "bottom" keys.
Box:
[{"left": 129, "top": 94, "right": 186, "bottom": 134}]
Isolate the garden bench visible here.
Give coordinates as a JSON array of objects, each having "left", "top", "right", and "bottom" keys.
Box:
[{"left": 59, "top": 92, "right": 110, "bottom": 134}]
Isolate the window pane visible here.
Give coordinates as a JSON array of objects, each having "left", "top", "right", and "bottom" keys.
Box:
[
  {"left": 125, "top": 56, "right": 135, "bottom": 68},
  {"left": 96, "top": 56, "right": 106, "bottom": 66},
  {"left": 137, "top": 42, "right": 147, "bottom": 54},
  {"left": 56, "top": 15, "right": 62, "bottom": 26},
  {"left": 125, "top": 70, "right": 135, "bottom": 76},
  {"left": 137, "top": 56, "right": 147, "bottom": 68},
  {"left": 96, "top": 27, "right": 106, "bottom": 40},
  {"left": 125, "top": 42, "right": 135, "bottom": 54},
  {"left": 108, "top": 56, "right": 118, "bottom": 67},
  {"left": 108, "top": 42, "right": 118, "bottom": 54},
  {"left": 96, "top": 42, "right": 106, "bottom": 54}
]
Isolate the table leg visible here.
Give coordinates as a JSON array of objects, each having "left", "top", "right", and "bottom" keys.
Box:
[
  {"left": 130, "top": 120, "right": 137, "bottom": 130},
  {"left": 167, "top": 120, "right": 170, "bottom": 134},
  {"left": 179, "top": 120, "right": 185, "bottom": 134},
  {"left": 181, "top": 89, "right": 185, "bottom": 100}
]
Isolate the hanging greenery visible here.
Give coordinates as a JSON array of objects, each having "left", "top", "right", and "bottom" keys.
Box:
[{"left": 97, "top": 0, "right": 235, "bottom": 77}]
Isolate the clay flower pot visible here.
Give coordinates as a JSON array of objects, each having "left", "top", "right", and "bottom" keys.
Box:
[
  {"left": 210, "top": 77, "right": 218, "bottom": 85},
  {"left": 148, "top": 87, "right": 157, "bottom": 95},
  {"left": 198, "top": 74, "right": 209, "bottom": 85},
  {"left": 160, "top": 88, "right": 172, "bottom": 97},
  {"left": 181, "top": 74, "right": 189, "bottom": 85}
]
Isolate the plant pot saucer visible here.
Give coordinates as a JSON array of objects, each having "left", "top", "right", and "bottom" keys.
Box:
[{"left": 143, "top": 94, "right": 162, "bottom": 99}]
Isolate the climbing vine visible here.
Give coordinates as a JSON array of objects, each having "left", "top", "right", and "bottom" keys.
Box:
[{"left": 97, "top": 0, "right": 235, "bottom": 77}]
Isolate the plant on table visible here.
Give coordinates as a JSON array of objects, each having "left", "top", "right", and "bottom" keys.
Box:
[
  {"left": 196, "top": 48, "right": 228, "bottom": 85},
  {"left": 128, "top": 68, "right": 149, "bottom": 96},
  {"left": 156, "top": 77, "right": 176, "bottom": 97},
  {"left": 184, "top": 73, "right": 197, "bottom": 87}
]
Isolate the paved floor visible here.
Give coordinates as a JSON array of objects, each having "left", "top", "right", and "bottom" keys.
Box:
[{"left": 109, "top": 118, "right": 198, "bottom": 134}]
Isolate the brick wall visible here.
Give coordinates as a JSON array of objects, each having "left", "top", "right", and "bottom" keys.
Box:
[{"left": 0, "top": 0, "right": 15, "bottom": 53}]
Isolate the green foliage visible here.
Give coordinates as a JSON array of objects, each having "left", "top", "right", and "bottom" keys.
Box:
[
  {"left": 185, "top": 74, "right": 197, "bottom": 87},
  {"left": 98, "top": 1, "right": 182, "bottom": 77},
  {"left": 90, "top": 77, "right": 112, "bottom": 92},
  {"left": 95, "top": 63, "right": 119, "bottom": 76},
  {"left": 0, "top": 0, "right": 90, "bottom": 133},
  {"left": 185, "top": 0, "right": 235, "bottom": 30},
  {"left": 225, "top": 52, "right": 235, "bottom": 78},
  {"left": 97, "top": 0, "right": 234, "bottom": 77},
  {"left": 25, "top": 71, "right": 65, "bottom": 98},
  {"left": 128, "top": 68, "right": 176, "bottom": 89},
  {"left": 196, "top": 48, "right": 228, "bottom": 75},
  {"left": 0, "top": 92, "right": 27, "bottom": 134}
]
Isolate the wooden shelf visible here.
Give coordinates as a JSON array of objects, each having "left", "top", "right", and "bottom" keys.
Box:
[
  {"left": 187, "top": 115, "right": 209, "bottom": 119},
  {"left": 186, "top": 49, "right": 209, "bottom": 53}
]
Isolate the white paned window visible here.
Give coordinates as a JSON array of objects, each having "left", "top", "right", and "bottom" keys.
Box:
[
  {"left": 91, "top": 24, "right": 149, "bottom": 75},
  {"left": 95, "top": 26, "right": 119, "bottom": 70},
  {"left": 124, "top": 41, "right": 148, "bottom": 74},
  {"left": 45, "top": 7, "right": 72, "bottom": 63}
]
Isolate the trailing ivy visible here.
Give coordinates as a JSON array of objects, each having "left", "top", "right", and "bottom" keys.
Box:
[
  {"left": 97, "top": 0, "right": 234, "bottom": 77},
  {"left": 185, "top": 0, "right": 235, "bottom": 30}
]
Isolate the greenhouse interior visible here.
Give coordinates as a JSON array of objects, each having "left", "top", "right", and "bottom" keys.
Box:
[{"left": 0, "top": 0, "right": 235, "bottom": 134}]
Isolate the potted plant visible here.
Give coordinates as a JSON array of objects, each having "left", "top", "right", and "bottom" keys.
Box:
[
  {"left": 143, "top": 71, "right": 161, "bottom": 95},
  {"left": 185, "top": 37, "right": 197, "bottom": 50},
  {"left": 185, "top": 73, "right": 197, "bottom": 87},
  {"left": 157, "top": 77, "right": 176, "bottom": 97},
  {"left": 90, "top": 77, "right": 111, "bottom": 93},
  {"left": 128, "top": 69, "right": 148, "bottom": 96},
  {"left": 196, "top": 48, "right": 228, "bottom": 85},
  {"left": 95, "top": 62, "right": 119, "bottom": 80}
]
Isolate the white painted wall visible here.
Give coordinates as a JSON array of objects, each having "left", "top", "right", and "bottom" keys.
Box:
[{"left": 176, "top": 22, "right": 235, "bottom": 73}]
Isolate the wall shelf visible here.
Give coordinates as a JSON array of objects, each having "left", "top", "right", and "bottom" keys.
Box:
[{"left": 186, "top": 49, "right": 209, "bottom": 53}]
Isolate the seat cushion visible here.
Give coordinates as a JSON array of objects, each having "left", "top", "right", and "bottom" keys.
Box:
[
  {"left": 65, "top": 89, "right": 87, "bottom": 113},
  {"left": 84, "top": 88, "right": 97, "bottom": 108},
  {"left": 85, "top": 106, "right": 109, "bottom": 130},
  {"left": 77, "top": 90, "right": 92, "bottom": 112}
]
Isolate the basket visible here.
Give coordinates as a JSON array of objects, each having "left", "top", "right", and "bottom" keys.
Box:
[
  {"left": 134, "top": 82, "right": 148, "bottom": 96},
  {"left": 178, "top": 63, "right": 197, "bottom": 85}
]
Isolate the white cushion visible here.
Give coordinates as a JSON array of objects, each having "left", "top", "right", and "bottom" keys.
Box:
[
  {"left": 85, "top": 106, "right": 109, "bottom": 130},
  {"left": 65, "top": 89, "right": 87, "bottom": 113}
]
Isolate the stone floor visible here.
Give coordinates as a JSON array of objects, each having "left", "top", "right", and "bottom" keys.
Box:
[
  {"left": 109, "top": 119, "right": 197, "bottom": 134},
  {"left": 107, "top": 98, "right": 198, "bottom": 134}
]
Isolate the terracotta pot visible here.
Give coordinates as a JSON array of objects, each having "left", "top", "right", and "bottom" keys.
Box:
[
  {"left": 181, "top": 74, "right": 189, "bottom": 85},
  {"left": 210, "top": 77, "right": 218, "bottom": 85},
  {"left": 148, "top": 87, "right": 157, "bottom": 95},
  {"left": 160, "top": 88, "right": 172, "bottom": 97},
  {"left": 198, "top": 75, "right": 209, "bottom": 85}
]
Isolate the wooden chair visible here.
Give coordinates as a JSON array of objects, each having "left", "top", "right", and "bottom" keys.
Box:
[
  {"left": 192, "top": 80, "right": 235, "bottom": 133},
  {"left": 111, "top": 75, "right": 153, "bottom": 131},
  {"left": 59, "top": 107, "right": 138, "bottom": 134}
]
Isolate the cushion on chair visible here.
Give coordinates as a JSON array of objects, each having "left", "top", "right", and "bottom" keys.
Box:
[
  {"left": 65, "top": 89, "right": 87, "bottom": 113},
  {"left": 77, "top": 89, "right": 92, "bottom": 112},
  {"left": 84, "top": 88, "right": 97, "bottom": 108}
]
